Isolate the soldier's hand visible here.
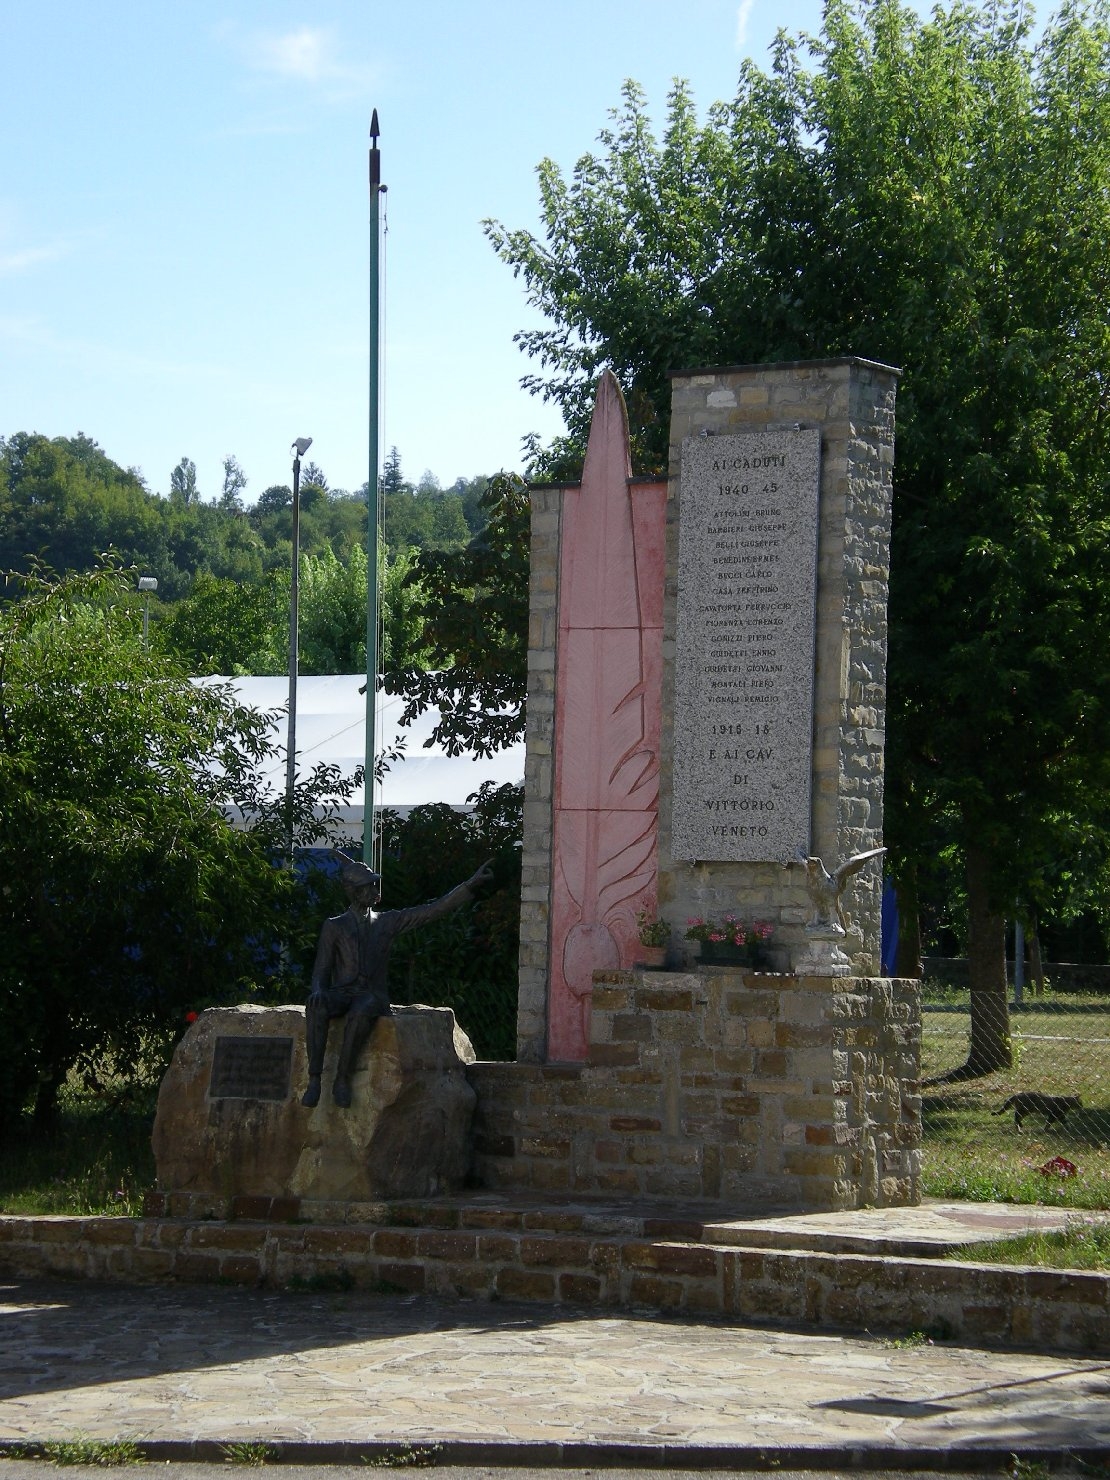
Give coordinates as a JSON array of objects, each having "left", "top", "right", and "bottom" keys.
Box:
[{"left": 467, "top": 859, "right": 496, "bottom": 893}]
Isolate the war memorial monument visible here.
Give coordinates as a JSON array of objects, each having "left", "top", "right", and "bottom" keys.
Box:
[{"left": 148, "top": 353, "right": 918, "bottom": 1220}]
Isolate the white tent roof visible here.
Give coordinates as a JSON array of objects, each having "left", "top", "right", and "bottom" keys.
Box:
[{"left": 202, "top": 675, "right": 524, "bottom": 817}]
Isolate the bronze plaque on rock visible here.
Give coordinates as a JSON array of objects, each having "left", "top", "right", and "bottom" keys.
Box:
[{"left": 209, "top": 1036, "right": 294, "bottom": 1101}]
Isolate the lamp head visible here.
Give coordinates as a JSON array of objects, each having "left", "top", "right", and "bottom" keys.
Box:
[
  {"left": 137, "top": 576, "right": 158, "bottom": 592},
  {"left": 292, "top": 437, "right": 313, "bottom": 458}
]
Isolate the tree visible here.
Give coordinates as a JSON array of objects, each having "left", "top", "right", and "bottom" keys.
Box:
[
  {"left": 220, "top": 455, "right": 248, "bottom": 512},
  {"left": 301, "top": 461, "right": 329, "bottom": 493},
  {"left": 169, "top": 457, "right": 198, "bottom": 506},
  {"left": 485, "top": 0, "right": 1110, "bottom": 1070},
  {"left": 378, "top": 455, "right": 472, "bottom": 553},
  {"left": 385, "top": 473, "right": 529, "bottom": 758},
  {"left": 0, "top": 562, "right": 359, "bottom": 1131},
  {"left": 380, "top": 446, "right": 406, "bottom": 498},
  {"left": 155, "top": 571, "right": 287, "bottom": 675},
  {"left": 380, "top": 780, "right": 524, "bottom": 1060},
  {"left": 0, "top": 432, "right": 168, "bottom": 583},
  {"left": 156, "top": 545, "right": 428, "bottom": 677},
  {"left": 451, "top": 474, "right": 491, "bottom": 537},
  {"left": 254, "top": 484, "right": 292, "bottom": 515}
]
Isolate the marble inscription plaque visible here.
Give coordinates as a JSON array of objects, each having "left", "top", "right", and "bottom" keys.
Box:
[
  {"left": 672, "top": 429, "right": 821, "bottom": 861},
  {"left": 208, "top": 1035, "right": 294, "bottom": 1101}
]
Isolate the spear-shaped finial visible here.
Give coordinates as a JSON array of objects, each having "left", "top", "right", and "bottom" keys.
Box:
[{"left": 369, "top": 109, "right": 381, "bottom": 188}]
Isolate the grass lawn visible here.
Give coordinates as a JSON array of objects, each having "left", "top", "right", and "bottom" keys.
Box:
[
  {"left": 947, "top": 1217, "right": 1110, "bottom": 1271},
  {"left": 0, "top": 1084, "right": 156, "bottom": 1218},
  {"left": 921, "top": 988, "right": 1110, "bottom": 1211}
]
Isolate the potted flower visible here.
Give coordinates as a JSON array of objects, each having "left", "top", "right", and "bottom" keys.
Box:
[
  {"left": 684, "top": 914, "right": 773, "bottom": 967},
  {"left": 635, "top": 910, "right": 670, "bottom": 969}
]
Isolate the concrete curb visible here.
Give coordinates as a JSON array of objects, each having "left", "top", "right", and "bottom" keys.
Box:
[{"left": 4, "top": 1438, "right": 1110, "bottom": 1470}]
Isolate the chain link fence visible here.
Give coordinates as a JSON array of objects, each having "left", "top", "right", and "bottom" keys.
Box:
[{"left": 921, "top": 980, "right": 1110, "bottom": 1208}]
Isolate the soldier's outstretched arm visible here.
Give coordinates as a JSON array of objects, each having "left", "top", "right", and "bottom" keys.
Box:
[{"left": 388, "top": 859, "right": 495, "bottom": 936}]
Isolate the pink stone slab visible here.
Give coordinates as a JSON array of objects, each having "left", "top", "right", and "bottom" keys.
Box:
[{"left": 548, "top": 373, "right": 667, "bottom": 1061}]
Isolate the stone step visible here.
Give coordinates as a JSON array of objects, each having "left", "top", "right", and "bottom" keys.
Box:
[
  {"left": 2, "top": 1207, "right": 1108, "bottom": 1356},
  {"left": 142, "top": 1189, "right": 1098, "bottom": 1259}
]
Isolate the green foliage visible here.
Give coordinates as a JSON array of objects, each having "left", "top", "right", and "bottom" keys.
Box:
[
  {"left": 156, "top": 546, "right": 429, "bottom": 677},
  {"left": 487, "top": 1, "right": 1110, "bottom": 1012},
  {"left": 0, "top": 562, "right": 359, "bottom": 1132},
  {"left": 921, "top": 987, "right": 1110, "bottom": 1208},
  {"left": 0, "top": 1078, "right": 155, "bottom": 1216},
  {"left": 220, "top": 1443, "right": 278, "bottom": 1467},
  {"left": 360, "top": 1444, "right": 443, "bottom": 1469},
  {"left": 386, "top": 473, "right": 529, "bottom": 759},
  {"left": 380, "top": 448, "right": 474, "bottom": 553},
  {"left": 219, "top": 454, "right": 247, "bottom": 512},
  {"left": 154, "top": 571, "right": 287, "bottom": 675},
  {"left": 170, "top": 455, "right": 197, "bottom": 505},
  {"left": 37, "top": 1438, "right": 143, "bottom": 1467},
  {"left": 0, "top": 432, "right": 167, "bottom": 583},
  {"left": 381, "top": 781, "right": 523, "bottom": 1060},
  {"left": 0, "top": 434, "right": 494, "bottom": 684}
]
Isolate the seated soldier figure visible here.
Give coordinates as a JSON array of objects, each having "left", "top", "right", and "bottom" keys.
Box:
[{"left": 302, "top": 852, "right": 493, "bottom": 1109}]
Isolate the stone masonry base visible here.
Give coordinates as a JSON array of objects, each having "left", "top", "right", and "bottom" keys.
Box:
[{"left": 472, "top": 969, "right": 921, "bottom": 1209}]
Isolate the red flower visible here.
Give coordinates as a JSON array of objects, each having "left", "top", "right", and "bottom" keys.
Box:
[
  {"left": 185, "top": 1011, "right": 198, "bottom": 1024},
  {"left": 1038, "top": 1155, "right": 1078, "bottom": 1178}
]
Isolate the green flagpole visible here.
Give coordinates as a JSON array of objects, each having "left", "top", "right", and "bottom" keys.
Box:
[{"left": 364, "top": 110, "right": 383, "bottom": 866}]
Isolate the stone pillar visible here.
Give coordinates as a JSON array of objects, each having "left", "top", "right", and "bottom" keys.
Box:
[
  {"left": 660, "top": 359, "right": 899, "bottom": 974},
  {"left": 516, "top": 483, "right": 564, "bottom": 1061}
]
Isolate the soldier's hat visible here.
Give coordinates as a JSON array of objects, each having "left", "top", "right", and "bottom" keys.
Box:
[{"left": 331, "top": 851, "right": 381, "bottom": 891}]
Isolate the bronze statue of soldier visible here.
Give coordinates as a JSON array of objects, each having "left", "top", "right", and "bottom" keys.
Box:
[{"left": 301, "top": 852, "right": 494, "bottom": 1109}]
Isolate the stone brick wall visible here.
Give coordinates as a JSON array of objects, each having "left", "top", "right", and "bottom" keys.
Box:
[
  {"left": 516, "top": 484, "right": 566, "bottom": 1060},
  {"left": 660, "top": 359, "right": 900, "bottom": 974},
  {"left": 473, "top": 968, "right": 920, "bottom": 1210}
]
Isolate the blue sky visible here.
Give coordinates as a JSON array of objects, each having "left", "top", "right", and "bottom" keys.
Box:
[{"left": 2, "top": 1, "right": 832, "bottom": 503}]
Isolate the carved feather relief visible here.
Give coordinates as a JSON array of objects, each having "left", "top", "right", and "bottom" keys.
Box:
[{"left": 548, "top": 373, "right": 666, "bottom": 1059}]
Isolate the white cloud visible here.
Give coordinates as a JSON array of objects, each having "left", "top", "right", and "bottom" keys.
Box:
[
  {"left": 0, "top": 243, "right": 65, "bottom": 276},
  {"left": 736, "top": 0, "right": 756, "bottom": 48},
  {"left": 225, "top": 24, "right": 373, "bottom": 94},
  {"left": 251, "top": 26, "right": 332, "bottom": 82}
]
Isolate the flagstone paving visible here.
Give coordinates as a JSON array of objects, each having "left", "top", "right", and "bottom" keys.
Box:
[{"left": 0, "top": 1278, "right": 1108, "bottom": 1465}]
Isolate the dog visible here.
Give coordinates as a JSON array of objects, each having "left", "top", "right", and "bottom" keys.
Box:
[{"left": 993, "top": 1093, "right": 1082, "bottom": 1129}]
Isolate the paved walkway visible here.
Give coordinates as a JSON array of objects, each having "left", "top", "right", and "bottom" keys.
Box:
[{"left": 1, "top": 1278, "right": 1108, "bottom": 1467}]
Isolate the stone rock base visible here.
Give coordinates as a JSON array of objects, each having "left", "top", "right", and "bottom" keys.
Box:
[{"left": 152, "top": 1004, "right": 476, "bottom": 1203}]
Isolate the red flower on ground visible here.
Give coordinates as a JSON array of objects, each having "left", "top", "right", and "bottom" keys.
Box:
[{"left": 1038, "top": 1155, "right": 1079, "bottom": 1178}]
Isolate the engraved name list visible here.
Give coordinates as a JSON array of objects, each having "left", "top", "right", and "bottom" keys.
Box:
[{"left": 671, "top": 429, "right": 821, "bottom": 861}]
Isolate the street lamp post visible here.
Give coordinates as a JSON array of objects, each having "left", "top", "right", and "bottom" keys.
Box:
[
  {"left": 286, "top": 436, "right": 313, "bottom": 865},
  {"left": 137, "top": 575, "right": 157, "bottom": 649}
]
